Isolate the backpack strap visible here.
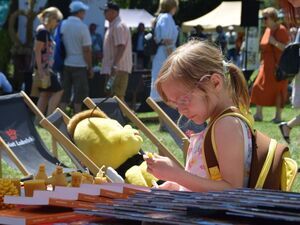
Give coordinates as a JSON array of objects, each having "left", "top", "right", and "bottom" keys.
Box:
[
  {"left": 255, "top": 139, "right": 277, "bottom": 189},
  {"left": 203, "top": 107, "right": 253, "bottom": 181}
]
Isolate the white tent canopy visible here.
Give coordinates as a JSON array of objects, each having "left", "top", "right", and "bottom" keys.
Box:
[
  {"left": 181, "top": 1, "right": 241, "bottom": 32},
  {"left": 105, "top": 9, "right": 155, "bottom": 28}
]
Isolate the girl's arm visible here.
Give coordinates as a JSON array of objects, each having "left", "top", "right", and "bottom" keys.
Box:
[{"left": 145, "top": 116, "right": 245, "bottom": 192}]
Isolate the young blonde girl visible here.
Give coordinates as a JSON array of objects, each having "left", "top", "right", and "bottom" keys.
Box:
[{"left": 144, "top": 40, "right": 253, "bottom": 192}]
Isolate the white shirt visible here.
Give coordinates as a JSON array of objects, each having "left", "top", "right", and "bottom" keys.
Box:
[
  {"left": 61, "top": 16, "right": 92, "bottom": 67},
  {"left": 101, "top": 16, "right": 132, "bottom": 74}
]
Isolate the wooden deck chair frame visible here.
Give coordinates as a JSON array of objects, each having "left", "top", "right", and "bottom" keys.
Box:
[
  {"left": 0, "top": 91, "right": 60, "bottom": 178},
  {"left": 39, "top": 108, "right": 100, "bottom": 175},
  {"left": 146, "top": 97, "right": 190, "bottom": 162},
  {"left": 83, "top": 96, "right": 183, "bottom": 169}
]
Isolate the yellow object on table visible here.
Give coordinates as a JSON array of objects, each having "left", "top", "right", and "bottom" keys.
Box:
[
  {"left": 23, "top": 180, "right": 46, "bottom": 197},
  {"left": 0, "top": 179, "right": 19, "bottom": 209},
  {"left": 35, "top": 164, "right": 48, "bottom": 181},
  {"left": 52, "top": 166, "right": 68, "bottom": 189},
  {"left": 10, "top": 179, "right": 21, "bottom": 196},
  {"left": 81, "top": 172, "right": 94, "bottom": 184},
  {"left": 94, "top": 166, "right": 108, "bottom": 184},
  {"left": 71, "top": 172, "right": 82, "bottom": 187}
]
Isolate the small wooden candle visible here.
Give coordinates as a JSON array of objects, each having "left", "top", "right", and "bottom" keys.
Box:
[
  {"left": 71, "top": 172, "right": 82, "bottom": 187},
  {"left": 94, "top": 166, "right": 107, "bottom": 184},
  {"left": 24, "top": 180, "right": 46, "bottom": 197},
  {"left": 94, "top": 176, "right": 107, "bottom": 184},
  {"left": 52, "top": 166, "right": 68, "bottom": 188},
  {"left": 81, "top": 172, "right": 94, "bottom": 184},
  {"left": 35, "top": 164, "right": 48, "bottom": 180}
]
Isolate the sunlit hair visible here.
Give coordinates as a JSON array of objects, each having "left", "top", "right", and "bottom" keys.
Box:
[
  {"left": 155, "top": 40, "right": 250, "bottom": 113},
  {"left": 37, "top": 7, "right": 63, "bottom": 25},
  {"left": 262, "top": 7, "right": 278, "bottom": 22},
  {"left": 156, "top": 0, "right": 179, "bottom": 15}
]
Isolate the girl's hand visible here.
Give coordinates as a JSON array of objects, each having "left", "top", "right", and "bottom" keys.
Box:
[
  {"left": 158, "top": 181, "right": 180, "bottom": 191},
  {"left": 143, "top": 154, "right": 182, "bottom": 181}
]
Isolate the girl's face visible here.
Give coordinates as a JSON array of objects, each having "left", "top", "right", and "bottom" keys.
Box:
[{"left": 161, "top": 77, "right": 216, "bottom": 124}]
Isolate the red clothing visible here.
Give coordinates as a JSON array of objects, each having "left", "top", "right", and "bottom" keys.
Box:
[{"left": 250, "top": 25, "right": 290, "bottom": 107}]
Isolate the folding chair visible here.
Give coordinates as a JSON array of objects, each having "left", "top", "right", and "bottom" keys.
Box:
[
  {"left": 146, "top": 97, "right": 207, "bottom": 161},
  {"left": 0, "top": 92, "right": 74, "bottom": 177},
  {"left": 39, "top": 108, "right": 100, "bottom": 175},
  {"left": 83, "top": 96, "right": 184, "bottom": 169}
]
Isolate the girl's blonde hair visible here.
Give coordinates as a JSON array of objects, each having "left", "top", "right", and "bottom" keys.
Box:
[
  {"left": 156, "top": 40, "right": 250, "bottom": 113},
  {"left": 262, "top": 7, "right": 278, "bottom": 22},
  {"left": 37, "top": 7, "right": 63, "bottom": 25},
  {"left": 156, "top": 0, "right": 179, "bottom": 15}
]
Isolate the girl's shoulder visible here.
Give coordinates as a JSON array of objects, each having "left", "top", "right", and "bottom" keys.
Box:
[{"left": 213, "top": 115, "right": 245, "bottom": 134}]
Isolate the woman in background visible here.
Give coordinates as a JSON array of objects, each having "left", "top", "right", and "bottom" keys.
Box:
[
  {"left": 33, "top": 7, "right": 64, "bottom": 116},
  {"left": 150, "top": 0, "right": 179, "bottom": 101},
  {"left": 250, "top": 7, "right": 290, "bottom": 123}
]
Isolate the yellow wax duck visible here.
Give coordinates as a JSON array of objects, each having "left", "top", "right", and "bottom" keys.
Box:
[
  {"left": 52, "top": 166, "right": 68, "bottom": 188},
  {"left": 35, "top": 164, "right": 48, "bottom": 181},
  {"left": 67, "top": 109, "right": 158, "bottom": 187}
]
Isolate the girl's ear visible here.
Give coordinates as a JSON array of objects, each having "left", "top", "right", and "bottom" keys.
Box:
[{"left": 210, "top": 73, "right": 223, "bottom": 92}]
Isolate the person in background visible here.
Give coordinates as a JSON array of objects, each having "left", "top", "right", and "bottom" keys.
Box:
[
  {"left": 214, "top": 25, "right": 227, "bottom": 54},
  {"left": 101, "top": 2, "right": 132, "bottom": 101},
  {"left": 144, "top": 40, "right": 253, "bottom": 192},
  {"left": 188, "top": 25, "right": 207, "bottom": 41},
  {"left": 150, "top": 0, "right": 179, "bottom": 102},
  {"left": 0, "top": 72, "right": 12, "bottom": 94},
  {"left": 235, "top": 31, "right": 245, "bottom": 68},
  {"left": 225, "top": 25, "right": 237, "bottom": 63},
  {"left": 132, "top": 22, "right": 149, "bottom": 69},
  {"left": 33, "top": 7, "right": 64, "bottom": 116},
  {"left": 278, "top": 27, "right": 300, "bottom": 144},
  {"left": 250, "top": 7, "right": 290, "bottom": 123},
  {"left": 89, "top": 23, "right": 103, "bottom": 67},
  {"left": 60, "top": 1, "right": 93, "bottom": 114}
]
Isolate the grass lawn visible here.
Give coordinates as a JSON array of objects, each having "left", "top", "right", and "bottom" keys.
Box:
[{"left": 2, "top": 105, "right": 300, "bottom": 192}]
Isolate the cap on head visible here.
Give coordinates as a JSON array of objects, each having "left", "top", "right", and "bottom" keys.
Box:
[
  {"left": 69, "top": 1, "right": 89, "bottom": 13},
  {"left": 228, "top": 25, "right": 234, "bottom": 31},
  {"left": 104, "top": 1, "right": 120, "bottom": 12}
]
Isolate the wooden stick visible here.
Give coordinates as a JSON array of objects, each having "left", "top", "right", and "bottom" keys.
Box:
[
  {"left": 21, "top": 91, "right": 44, "bottom": 121},
  {"left": 0, "top": 137, "right": 30, "bottom": 176}
]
